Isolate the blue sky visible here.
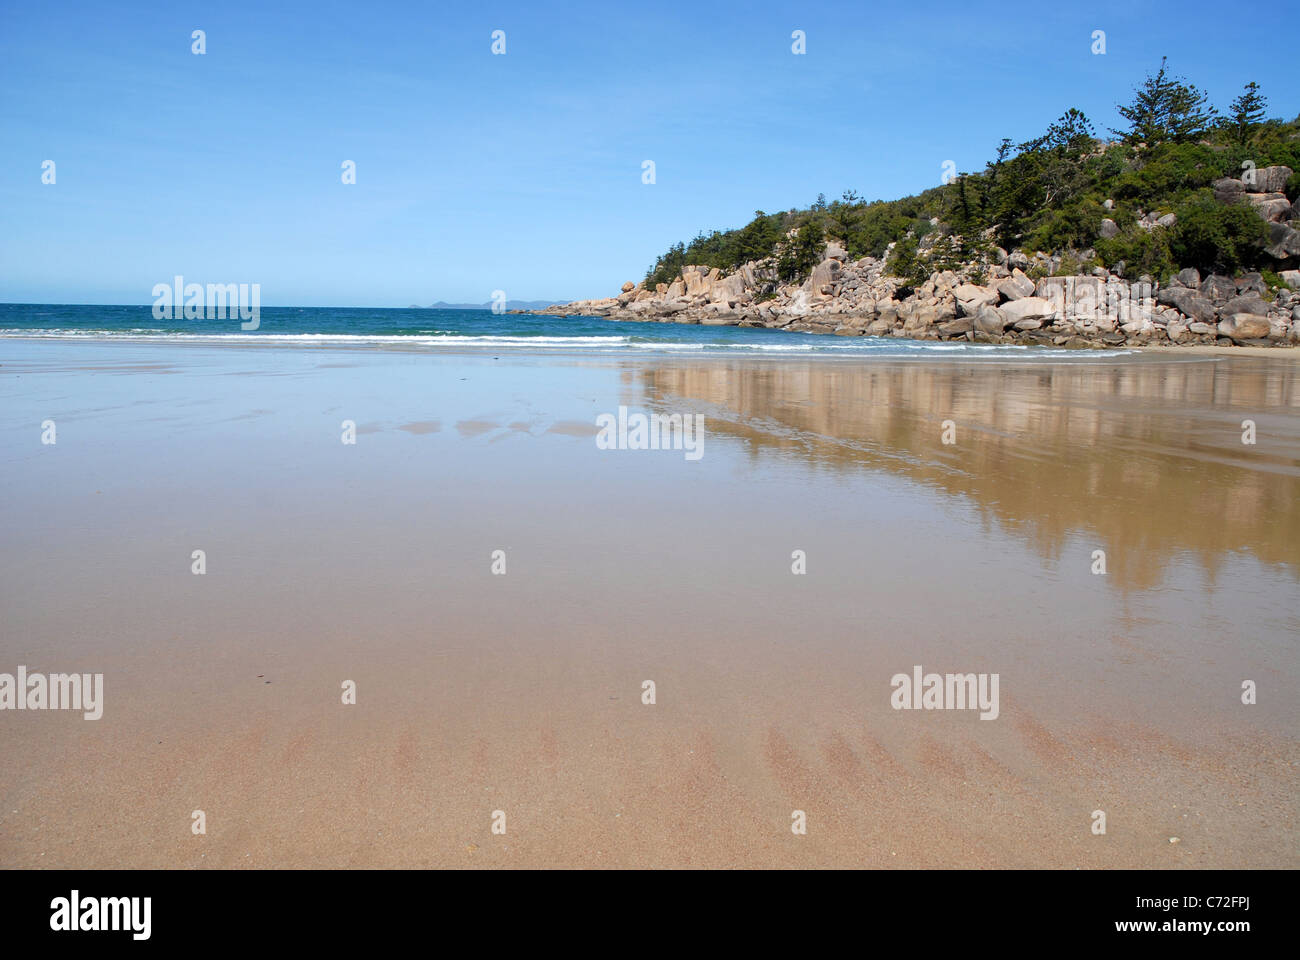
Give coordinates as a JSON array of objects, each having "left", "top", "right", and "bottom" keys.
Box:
[{"left": 2, "top": 0, "right": 1295, "bottom": 306}]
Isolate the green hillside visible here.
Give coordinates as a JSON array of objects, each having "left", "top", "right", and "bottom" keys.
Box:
[{"left": 644, "top": 59, "right": 1300, "bottom": 290}]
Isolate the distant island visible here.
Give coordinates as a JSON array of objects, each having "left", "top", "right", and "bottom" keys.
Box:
[
  {"left": 539, "top": 59, "right": 1300, "bottom": 349},
  {"left": 410, "top": 299, "right": 566, "bottom": 311}
]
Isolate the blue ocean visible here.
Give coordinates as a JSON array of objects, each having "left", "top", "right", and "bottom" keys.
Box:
[{"left": 0, "top": 303, "right": 1053, "bottom": 357}]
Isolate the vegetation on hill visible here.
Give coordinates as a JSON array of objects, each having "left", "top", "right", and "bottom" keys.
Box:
[{"left": 643, "top": 60, "right": 1300, "bottom": 289}]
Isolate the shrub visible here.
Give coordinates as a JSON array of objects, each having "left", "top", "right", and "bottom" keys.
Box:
[
  {"left": 1096, "top": 227, "right": 1176, "bottom": 280},
  {"left": 1262, "top": 269, "right": 1291, "bottom": 291},
  {"left": 1056, "top": 253, "right": 1082, "bottom": 276},
  {"left": 1025, "top": 199, "right": 1107, "bottom": 253},
  {"left": 885, "top": 233, "right": 929, "bottom": 289},
  {"left": 776, "top": 222, "right": 824, "bottom": 282},
  {"left": 1168, "top": 194, "right": 1269, "bottom": 274}
]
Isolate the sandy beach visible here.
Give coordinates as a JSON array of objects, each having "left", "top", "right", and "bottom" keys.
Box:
[{"left": 1, "top": 338, "right": 1296, "bottom": 868}]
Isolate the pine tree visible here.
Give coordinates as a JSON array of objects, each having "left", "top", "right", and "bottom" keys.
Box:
[
  {"left": 1033, "top": 109, "right": 1095, "bottom": 154},
  {"left": 983, "top": 138, "right": 1013, "bottom": 239},
  {"left": 1225, "top": 81, "right": 1268, "bottom": 146},
  {"left": 1112, "top": 57, "right": 1215, "bottom": 146},
  {"left": 953, "top": 174, "right": 973, "bottom": 235}
]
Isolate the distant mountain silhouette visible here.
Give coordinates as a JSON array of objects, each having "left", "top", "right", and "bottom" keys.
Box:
[{"left": 408, "top": 299, "right": 566, "bottom": 311}]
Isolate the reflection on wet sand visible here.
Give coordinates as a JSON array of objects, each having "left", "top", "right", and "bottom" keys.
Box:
[
  {"left": 629, "top": 356, "right": 1300, "bottom": 590},
  {"left": 2, "top": 342, "right": 1296, "bottom": 868}
]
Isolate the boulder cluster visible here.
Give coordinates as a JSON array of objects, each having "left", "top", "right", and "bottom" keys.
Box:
[
  {"left": 536, "top": 166, "right": 1300, "bottom": 348},
  {"left": 1212, "top": 165, "right": 1300, "bottom": 260}
]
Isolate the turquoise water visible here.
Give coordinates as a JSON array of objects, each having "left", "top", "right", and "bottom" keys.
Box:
[{"left": 0, "top": 302, "right": 1063, "bottom": 356}]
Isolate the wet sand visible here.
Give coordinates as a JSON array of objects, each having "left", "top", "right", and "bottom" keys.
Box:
[{"left": 1, "top": 339, "right": 1297, "bottom": 868}]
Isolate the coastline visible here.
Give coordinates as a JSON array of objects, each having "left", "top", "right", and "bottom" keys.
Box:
[{"left": 536, "top": 253, "right": 1300, "bottom": 352}]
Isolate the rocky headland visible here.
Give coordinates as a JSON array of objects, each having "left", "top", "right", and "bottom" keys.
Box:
[{"left": 536, "top": 167, "right": 1300, "bottom": 349}]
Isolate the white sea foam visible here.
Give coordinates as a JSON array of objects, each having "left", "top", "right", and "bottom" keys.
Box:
[
  {"left": 0, "top": 330, "right": 625, "bottom": 346},
  {"left": 0, "top": 328, "right": 1130, "bottom": 357}
]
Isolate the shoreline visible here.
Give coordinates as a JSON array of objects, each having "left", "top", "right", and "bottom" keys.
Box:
[
  {"left": 528, "top": 306, "right": 1300, "bottom": 352},
  {"left": 0, "top": 329, "right": 1273, "bottom": 362},
  {"left": 538, "top": 253, "right": 1300, "bottom": 352}
]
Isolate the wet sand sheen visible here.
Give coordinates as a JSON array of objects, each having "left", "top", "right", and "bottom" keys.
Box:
[{"left": 0, "top": 340, "right": 1296, "bottom": 867}]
